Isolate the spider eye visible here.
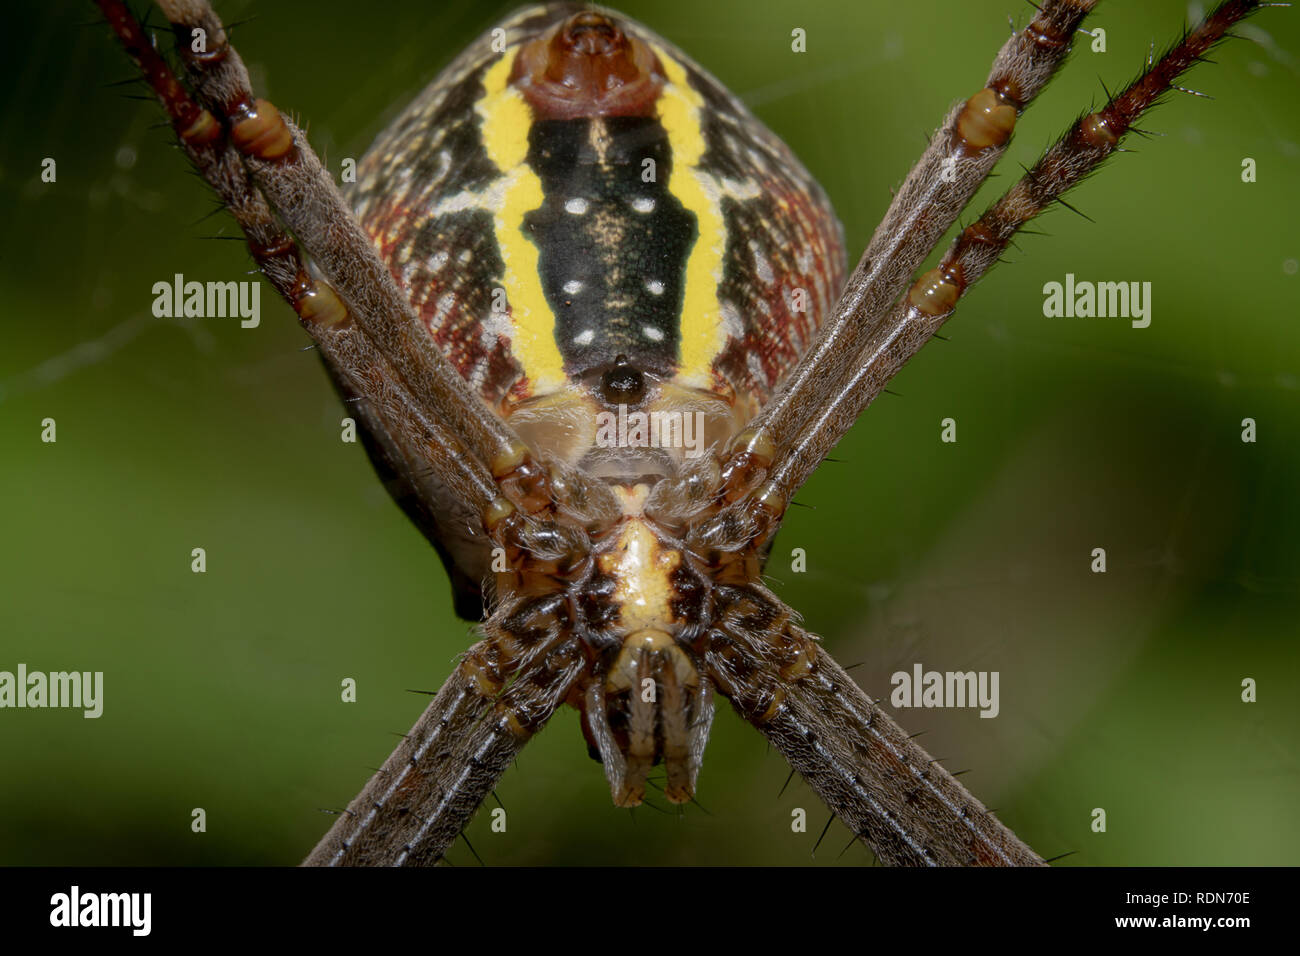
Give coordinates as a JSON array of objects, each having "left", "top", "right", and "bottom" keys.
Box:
[{"left": 600, "top": 356, "right": 646, "bottom": 406}]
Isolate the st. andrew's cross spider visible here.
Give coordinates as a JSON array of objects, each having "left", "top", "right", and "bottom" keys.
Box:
[{"left": 93, "top": 0, "right": 1282, "bottom": 866}]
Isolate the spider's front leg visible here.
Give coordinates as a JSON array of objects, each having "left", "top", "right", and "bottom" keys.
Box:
[
  {"left": 704, "top": 585, "right": 1043, "bottom": 866},
  {"left": 97, "top": 0, "right": 623, "bottom": 865},
  {"left": 717, "top": 0, "right": 1099, "bottom": 501},
  {"left": 737, "top": 0, "right": 1277, "bottom": 514},
  {"left": 148, "top": 0, "right": 529, "bottom": 490},
  {"left": 748, "top": 0, "right": 1274, "bottom": 515}
]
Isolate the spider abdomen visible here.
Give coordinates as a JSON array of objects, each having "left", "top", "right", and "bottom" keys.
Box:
[{"left": 352, "top": 3, "right": 845, "bottom": 441}]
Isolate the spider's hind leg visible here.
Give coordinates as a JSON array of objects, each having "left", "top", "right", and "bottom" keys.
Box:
[
  {"left": 305, "top": 597, "right": 588, "bottom": 867},
  {"left": 704, "top": 586, "right": 1044, "bottom": 866},
  {"left": 721, "top": 0, "right": 1101, "bottom": 491}
]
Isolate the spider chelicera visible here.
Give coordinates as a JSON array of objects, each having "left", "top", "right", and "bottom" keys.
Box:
[{"left": 95, "top": 0, "right": 1277, "bottom": 866}]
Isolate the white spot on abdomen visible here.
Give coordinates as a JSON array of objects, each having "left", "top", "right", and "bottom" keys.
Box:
[
  {"left": 749, "top": 239, "right": 775, "bottom": 284},
  {"left": 721, "top": 300, "right": 745, "bottom": 339}
]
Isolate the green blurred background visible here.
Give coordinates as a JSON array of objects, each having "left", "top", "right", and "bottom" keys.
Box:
[{"left": 1, "top": 0, "right": 1297, "bottom": 866}]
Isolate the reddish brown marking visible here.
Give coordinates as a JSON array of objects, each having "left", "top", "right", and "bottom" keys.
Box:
[
  {"left": 248, "top": 234, "right": 297, "bottom": 261},
  {"left": 718, "top": 451, "right": 766, "bottom": 504},
  {"left": 391, "top": 766, "right": 427, "bottom": 802},
  {"left": 711, "top": 175, "right": 844, "bottom": 406},
  {"left": 496, "top": 458, "right": 552, "bottom": 514},
  {"left": 1079, "top": 112, "right": 1118, "bottom": 148},
  {"left": 362, "top": 197, "right": 526, "bottom": 405},
  {"left": 511, "top": 12, "right": 664, "bottom": 119},
  {"left": 178, "top": 109, "right": 221, "bottom": 147}
]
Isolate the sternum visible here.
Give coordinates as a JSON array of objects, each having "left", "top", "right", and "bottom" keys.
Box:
[{"left": 597, "top": 509, "right": 683, "bottom": 638}]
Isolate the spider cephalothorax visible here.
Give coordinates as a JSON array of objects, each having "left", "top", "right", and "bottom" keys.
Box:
[{"left": 97, "top": 0, "right": 1274, "bottom": 866}]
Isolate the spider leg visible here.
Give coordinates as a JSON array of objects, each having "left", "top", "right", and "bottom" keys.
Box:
[
  {"left": 151, "top": 0, "right": 532, "bottom": 480},
  {"left": 98, "top": 0, "right": 527, "bottom": 552},
  {"left": 706, "top": 586, "right": 1043, "bottom": 866},
  {"left": 305, "top": 596, "right": 586, "bottom": 867},
  {"left": 99, "top": 0, "right": 610, "bottom": 866},
  {"left": 99, "top": 0, "right": 568, "bottom": 519},
  {"left": 741, "top": 0, "right": 1274, "bottom": 517},
  {"left": 701, "top": 0, "right": 1273, "bottom": 868},
  {"left": 717, "top": 0, "right": 1099, "bottom": 498}
]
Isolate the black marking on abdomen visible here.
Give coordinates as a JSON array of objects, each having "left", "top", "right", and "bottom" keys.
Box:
[{"left": 524, "top": 116, "right": 696, "bottom": 376}]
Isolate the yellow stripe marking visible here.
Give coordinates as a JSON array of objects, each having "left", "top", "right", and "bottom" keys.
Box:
[
  {"left": 476, "top": 53, "right": 566, "bottom": 393},
  {"left": 653, "top": 47, "right": 726, "bottom": 389}
]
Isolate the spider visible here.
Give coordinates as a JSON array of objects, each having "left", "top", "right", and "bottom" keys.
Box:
[{"left": 90, "top": 0, "right": 1284, "bottom": 866}]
